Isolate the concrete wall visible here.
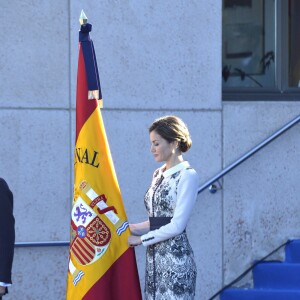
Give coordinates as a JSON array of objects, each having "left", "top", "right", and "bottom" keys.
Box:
[
  {"left": 223, "top": 103, "right": 300, "bottom": 287},
  {"left": 1, "top": 1, "right": 299, "bottom": 300}
]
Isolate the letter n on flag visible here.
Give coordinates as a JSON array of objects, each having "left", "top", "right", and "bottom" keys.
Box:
[{"left": 66, "top": 11, "right": 142, "bottom": 300}]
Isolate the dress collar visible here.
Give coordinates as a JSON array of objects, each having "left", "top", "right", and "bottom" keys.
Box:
[{"left": 162, "top": 161, "right": 190, "bottom": 178}]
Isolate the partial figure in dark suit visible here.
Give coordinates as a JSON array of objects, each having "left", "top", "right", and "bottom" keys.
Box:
[{"left": 0, "top": 178, "right": 15, "bottom": 299}]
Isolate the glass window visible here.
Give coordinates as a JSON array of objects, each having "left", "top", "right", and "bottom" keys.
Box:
[
  {"left": 222, "top": 0, "right": 275, "bottom": 88},
  {"left": 289, "top": 0, "right": 300, "bottom": 87},
  {"left": 222, "top": 0, "right": 300, "bottom": 99}
]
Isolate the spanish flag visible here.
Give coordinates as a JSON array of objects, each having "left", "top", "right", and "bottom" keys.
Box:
[{"left": 66, "top": 11, "right": 142, "bottom": 300}]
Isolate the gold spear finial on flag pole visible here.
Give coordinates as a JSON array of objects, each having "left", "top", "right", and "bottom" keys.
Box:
[
  {"left": 78, "top": 10, "right": 103, "bottom": 108},
  {"left": 79, "top": 10, "right": 88, "bottom": 25}
]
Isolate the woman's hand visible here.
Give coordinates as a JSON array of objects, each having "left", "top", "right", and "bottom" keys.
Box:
[
  {"left": 128, "top": 235, "right": 142, "bottom": 247},
  {"left": 129, "top": 224, "right": 140, "bottom": 236},
  {"left": 129, "top": 221, "right": 150, "bottom": 236}
]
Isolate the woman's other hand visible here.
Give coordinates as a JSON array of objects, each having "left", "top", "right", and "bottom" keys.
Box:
[
  {"left": 128, "top": 235, "right": 142, "bottom": 247},
  {"left": 129, "top": 223, "right": 139, "bottom": 235},
  {"left": 129, "top": 221, "right": 150, "bottom": 236}
]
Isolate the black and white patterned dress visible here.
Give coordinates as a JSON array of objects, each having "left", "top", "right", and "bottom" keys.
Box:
[{"left": 141, "top": 161, "right": 199, "bottom": 300}]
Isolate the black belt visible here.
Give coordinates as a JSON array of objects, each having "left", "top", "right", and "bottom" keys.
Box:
[{"left": 149, "top": 217, "right": 172, "bottom": 230}]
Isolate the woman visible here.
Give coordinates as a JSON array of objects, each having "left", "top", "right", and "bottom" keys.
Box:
[{"left": 128, "top": 115, "right": 199, "bottom": 300}]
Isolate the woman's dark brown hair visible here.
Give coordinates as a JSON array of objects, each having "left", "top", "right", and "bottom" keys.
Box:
[{"left": 149, "top": 116, "right": 192, "bottom": 152}]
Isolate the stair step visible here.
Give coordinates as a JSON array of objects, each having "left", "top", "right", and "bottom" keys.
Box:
[
  {"left": 253, "top": 262, "right": 300, "bottom": 289},
  {"left": 285, "top": 240, "right": 300, "bottom": 263},
  {"left": 221, "top": 288, "right": 300, "bottom": 300}
]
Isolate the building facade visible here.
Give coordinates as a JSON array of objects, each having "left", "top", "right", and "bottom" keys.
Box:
[{"left": 0, "top": 1, "right": 299, "bottom": 299}]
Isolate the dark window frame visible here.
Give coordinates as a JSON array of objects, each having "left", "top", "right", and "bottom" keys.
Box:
[{"left": 222, "top": 0, "right": 300, "bottom": 101}]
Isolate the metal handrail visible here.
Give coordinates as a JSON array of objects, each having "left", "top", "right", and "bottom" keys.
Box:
[
  {"left": 198, "top": 114, "right": 300, "bottom": 194},
  {"left": 15, "top": 241, "right": 70, "bottom": 247},
  {"left": 14, "top": 115, "right": 300, "bottom": 248}
]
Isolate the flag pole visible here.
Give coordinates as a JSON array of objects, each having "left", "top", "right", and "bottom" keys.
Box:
[{"left": 66, "top": 10, "right": 142, "bottom": 300}]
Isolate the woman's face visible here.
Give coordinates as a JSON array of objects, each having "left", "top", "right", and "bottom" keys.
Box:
[{"left": 150, "top": 130, "right": 175, "bottom": 163}]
